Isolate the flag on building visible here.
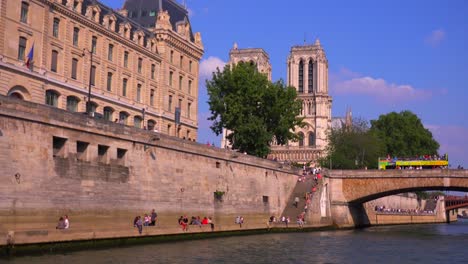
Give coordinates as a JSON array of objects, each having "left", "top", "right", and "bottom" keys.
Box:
[{"left": 25, "top": 43, "right": 34, "bottom": 70}]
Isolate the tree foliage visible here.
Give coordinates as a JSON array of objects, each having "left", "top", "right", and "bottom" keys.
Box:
[
  {"left": 319, "top": 118, "right": 385, "bottom": 169},
  {"left": 369, "top": 111, "right": 440, "bottom": 157},
  {"left": 206, "top": 62, "right": 303, "bottom": 157}
]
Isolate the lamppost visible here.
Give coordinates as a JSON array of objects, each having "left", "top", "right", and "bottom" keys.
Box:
[{"left": 82, "top": 48, "right": 93, "bottom": 115}]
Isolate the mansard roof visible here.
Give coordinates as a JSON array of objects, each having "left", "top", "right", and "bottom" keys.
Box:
[
  {"left": 83, "top": 0, "right": 155, "bottom": 37},
  {"left": 122, "top": 0, "right": 194, "bottom": 40}
]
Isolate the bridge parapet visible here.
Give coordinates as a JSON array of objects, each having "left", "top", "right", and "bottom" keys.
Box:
[{"left": 326, "top": 169, "right": 468, "bottom": 179}]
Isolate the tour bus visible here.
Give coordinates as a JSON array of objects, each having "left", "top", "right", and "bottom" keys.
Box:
[{"left": 378, "top": 154, "right": 448, "bottom": 170}]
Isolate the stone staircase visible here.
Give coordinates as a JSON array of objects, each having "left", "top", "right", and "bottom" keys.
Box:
[{"left": 281, "top": 176, "right": 316, "bottom": 221}]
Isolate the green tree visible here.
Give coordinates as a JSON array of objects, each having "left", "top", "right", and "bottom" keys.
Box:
[
  {"left": 206, "top": 62, "right": 303, "bottom": 157},
  {"left": 319, "top": 118, "right": 385, "bottom": 169},
  {"left": 369, "top": 111, "right": 440, "bottom": 157}
]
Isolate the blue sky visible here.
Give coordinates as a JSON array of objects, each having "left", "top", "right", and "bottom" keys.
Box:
[{"left": 102, "top": 0, "right": 468, "bottom": 167}]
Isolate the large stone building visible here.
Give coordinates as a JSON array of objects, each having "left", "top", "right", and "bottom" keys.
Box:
[
  {"left": 221, "top": 40, "right": 332, "bottom": 164},
  {"left": 0, "top": 0, "right": 203, "bottom": 140}
]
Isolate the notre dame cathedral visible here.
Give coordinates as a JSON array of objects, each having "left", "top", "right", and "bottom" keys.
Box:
[{"left": 221, "top": 40, "right": 333, "bottom": 165}]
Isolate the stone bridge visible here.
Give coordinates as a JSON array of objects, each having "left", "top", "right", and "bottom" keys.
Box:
[{"left": 325, "top": 169, "right": 468, "bottom": 227}]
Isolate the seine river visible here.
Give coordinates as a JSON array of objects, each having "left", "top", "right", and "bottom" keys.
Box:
[{"left": 8, "top": 220, "right": 468, "bottom": 264}]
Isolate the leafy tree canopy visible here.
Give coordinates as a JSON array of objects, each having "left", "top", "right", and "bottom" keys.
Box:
[
  {"left": 206, "top": 62, "right": 303, "bottom": 158},
  {"left": 319, "top": 118, "right": 385, "bottom": 169},
  {"left": 369, "top": 111, "right": 440, "bottom": 157}
]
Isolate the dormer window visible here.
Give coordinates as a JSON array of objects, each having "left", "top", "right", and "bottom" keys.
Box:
[{"left": 109, "top": 19, "right": 114, "bottom": 31}]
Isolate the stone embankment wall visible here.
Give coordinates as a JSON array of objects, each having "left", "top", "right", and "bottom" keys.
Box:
[
  {"left": 364, "top": 195, "right": 447, "bottom": 225},
  {"left": 0, "top": 96, "right": 300, "bottom": 246}
]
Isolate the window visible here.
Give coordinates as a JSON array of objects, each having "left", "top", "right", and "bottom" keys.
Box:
[
  {"left": 169, "top": 71, "right": 173, "bottom": 86},
  {"left": 138, "top": 58, "right": 142, "bottom": 73},
  {"left": 308, "top": 60, "right": 314, "bottom": 93},
  {"left": 168, "top": 95, "right": 172, "bottom": 111},
  {"left": 89, "top": 102, "right": 97, "bottom": 113},
  {"left": 141, "top": 10, "right": 147, "bottom": 17},
  {"left": 179, "top": 76, "right": 183, "bottom": 90},
  {"left": 147, "top": 120, "right": 156, "bottom": 131},
  {"left": 167, "top": 124, "right": 171, "bottom": 135},
  {"left": 187, "top": 102, "right": 191, "bottom": 118},
  {"left": 108, "top": 44, "right": 113, "bottom": 61},
  {"left": 178, "top": 98, "right": 182, "bottom": 108},
  {"left": 45, "top": 90, "right": 59, "bottom": 107},
  {"left": 103, "top": 106, "right": 113, "bottom": 121},
  {"left": 188, "top": 80, "right": 192, "bottom": 95},
  {"left": 90, "top": 66, "right": 96, "bottom": 86},
  {"left": 98, "top": 145, "right": 109, "bottom": 162},
  {"left": 107, "top": 72, "right": 113, "bottom": 91},
  {"left": 117, "top": 148, "right": 127, "bottom": 159},
  {"left": 150, "top": 89, "right": 155, "bottom": 106},
  {"left": 51, "top": 50, "right": 58, "bottom": 72},
  {"left": 170, "top": 50, "right": 174, "bottom": 63},
  {"left": 53, "top": 18, "right": 60, "bottom": 38},
  {"left": 180, "top": 56, "right": 183, "bottom": 68},
  {"left": 298, "top": 60, "right": 304, "bottom": 93},
  {"left": 76, "top": 141, "right": 89, "bottom": 161},
  {"left": 73, "top": 27, "right": 79, "bottom": 46},
  {"left": 20, "top": 2, "right": 29, "bottom": 23},
  {"left": 136, "top": 84, "right": 142, "bottom": 102},
  {"left": 122, "top": 78, "right": 128, "bottom": 96},
  {"left": 189, "top": 60, "right": 192, "bottom": 72},
  {"left": 66, "top": 96, "right": 79, "bottom": 112},
  {"left": 119, "top": 112, "right": 128, "bottom": 125},
  {"left": 308, "top": 132, "right": 316, "bottom": 147},
  {"left": 134, "top": 116, "right": 142, "bottom": 128},
  {"left": 71, "top": 58, "right": 78, "bottom": 79},
  {"left": 53, "top": 136, "right": 67, "bottom": 157},
  {"left": 18, "top": 37, "right": 27, "bottom": 61},
  {"left": 124, "top": 51, "right": 128, "bottom": 67},
  {"left": 91, "top": 36, "right": 97, "bottom": 54},
  {"left": 73, "top": 1, "right": 79, "bottom": 11},
  {"left": 149, "top": 10, "right": 156, "bottom": 17},
  {"left": 151, "top": 64, "right": 155, "bottom": 79},
  {"left": 298, "top": 132, "right": 304, "bottom": 147}
]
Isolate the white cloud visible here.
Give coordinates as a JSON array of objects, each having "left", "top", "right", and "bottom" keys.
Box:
[
  {"left": 199, "top": 56, "right": 226, "bottom": 80},
  {"left": 330, "top": 68, "right": 433, "bottom": 103},
  {"left": 425, "top": 29, "right": 446, "bottom": 47}
]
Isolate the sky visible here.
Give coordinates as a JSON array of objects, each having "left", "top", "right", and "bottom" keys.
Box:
[{"left": 102, "top": 0, "right": 468, "bottom": 168}]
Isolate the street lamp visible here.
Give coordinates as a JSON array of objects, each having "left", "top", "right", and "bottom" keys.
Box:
[{"left": 82, "top": 48, "right": 93, "bottom": 115}]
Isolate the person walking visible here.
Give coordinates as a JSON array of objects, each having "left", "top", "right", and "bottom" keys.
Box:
[
  {"left": 294, "top": 196, "right": 300, "bottom": 208},
  {"left": 135, "top": 216, "right": 143, "bottom": 234}
]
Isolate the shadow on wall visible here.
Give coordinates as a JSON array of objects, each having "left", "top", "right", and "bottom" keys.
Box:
[{"left": 349, "top": 203, "right": 370, "bottom": 228}]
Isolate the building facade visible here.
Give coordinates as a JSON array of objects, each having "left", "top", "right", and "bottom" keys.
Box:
[
  {"left": 0, "top": 0, "right": 203, "bottom": 140},
  {"left": 222, "top": 40, "right": 332, "bottom": 164}
]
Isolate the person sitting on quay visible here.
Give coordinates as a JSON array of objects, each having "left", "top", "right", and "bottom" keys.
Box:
[
  {"left": 235, "top": 216, "right": 244, "bottom": 228},
  {"left": 64, "top": 215, "right": 70, "bottom": 229},
  {"left": 208, "top": 217, "right": 214, "bottom": 231},
  {"left": 56, "top": 217, "right": 66, "bottom": 230},
  {"left": 179, "top": 215, "right": 189, "bottom": 231},
  {"left": 144, "top": 214, "right": 150, "bottom": 226}
]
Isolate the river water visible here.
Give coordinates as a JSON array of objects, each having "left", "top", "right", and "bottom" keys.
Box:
[{"left": 8, "top": 220, "right": 468, "bottom": 264}]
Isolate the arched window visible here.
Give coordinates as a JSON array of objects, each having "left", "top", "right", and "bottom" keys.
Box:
[
  {"left": 308, "top": 132, "right": 316, "bottom": 147},
  {"left": 134, "top": 116, "right": 142, "bottom": 128},
  {"left": 119, "top": 111, "right": 129, "bottom": 125},
  {"left": 103, "top": 106, "right": 114, "bottom": 121},
  {"left": 147, "top": 119, "right": 156, "bottom": 131},
  {"left": 9, "top": 92, "right": 24, "bottom": 100},
  {"left": 298, "top": 132, "right": 304, "bottom": 147},
  {"left": 66, "top": 96, "right": 80, "bottom": 112},
  {"left": 45, "top": 90, "right": 59, "bottom": 107},
  {"left": 298, "top": 60, "right": 304, "bottom": 93},
  {"left": 308, "top": 60, "right": 313, "bottom": 93}
]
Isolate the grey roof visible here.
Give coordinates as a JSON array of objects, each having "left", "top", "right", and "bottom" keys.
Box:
[{"left": 122, "top": 0, "right": 194, "bottom": 40}]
